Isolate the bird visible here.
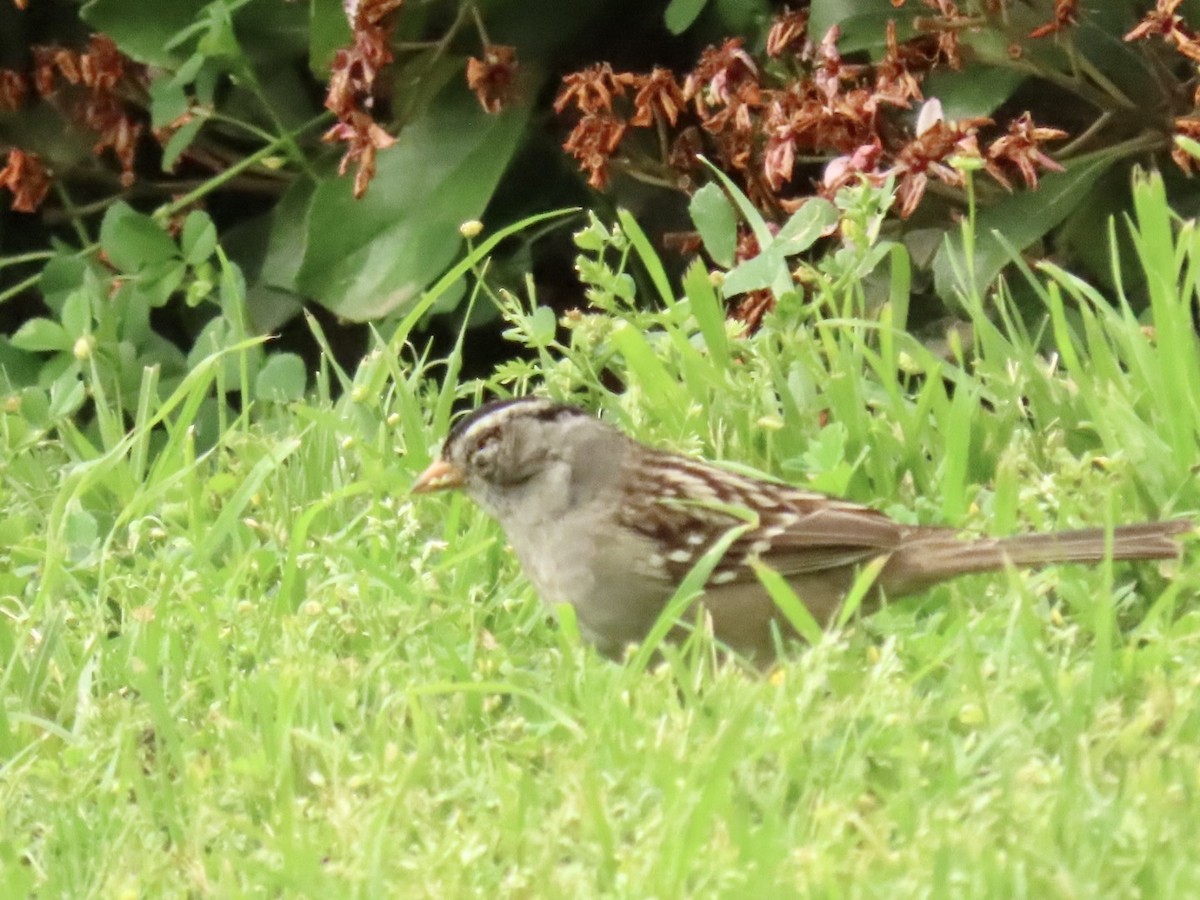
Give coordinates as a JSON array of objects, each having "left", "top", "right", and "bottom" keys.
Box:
[{"left": 412, "top": 396, "right": 1189, "bottom": 662}]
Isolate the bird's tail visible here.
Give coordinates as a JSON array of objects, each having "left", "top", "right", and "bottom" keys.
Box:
[{"left": 882, "top": 519, "right": 1190, "bottom": 594}]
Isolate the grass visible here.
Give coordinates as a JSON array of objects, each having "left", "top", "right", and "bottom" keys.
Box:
[{"left": 3, "top": 171, "right": 1200, "bottom": 896}]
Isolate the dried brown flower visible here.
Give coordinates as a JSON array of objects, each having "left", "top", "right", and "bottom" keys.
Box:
[
  {"left": 352, "top": 0, "right": 405, "bottom": 25},
  {"left": 763, "top": 129, "right": 797, "bottom": 193},
  {"left": 466, "top": 44, "right": 518, "bottom": 114},
  {"left": 1175, "top": 116, "right": 1200, "bottom": 139},
  {"left": 733, "top": 288, "right": 775, "bottom": 332},
  {"left": 1128, "top": 1, "right": 1200, "bottom": 61},
  {"left": 562, "top": 113, "right": 626, "bottom": 189},
  {"left": 79, "top": 34, "right": 124, "bottom": 91},
  {"left": 323, "top": 0, "right": 403, "bottom": 197},
  {"left": 32, "top": 36, "right": 124, "bottom": 94},
  {"left": 554, "top": 8, "right": 1072, "bottom": 228},
  {"left": 914, "top": 0, "right": 972, "bottom": 70},
  {"left": 554, "top": 63, "right": 635, "bottom": 116},
  {"left": 813, "top": 26, "right": 868, "bottom": 103},
  {"left": 888, "top": 102, "right": 990, "bottom": 217},
  {"left": 986, "top": 112, "right": 1066, "bottom": 190},
  {"left": 762, "top": 88, "right": 819, "bottom": 190},
  {"left": 1124, "top": 0, "right": 1190, "bottom": 44},
  {"left": 1028, "top": 0, "right": 1078, "bottom": 39},
  {"left": 0, "top": 148, "right": 51, "bottom": 212},
  {"left": 32, "top": 46, "right": 62, "bottom": 96},
  {"left": 766, "top": 8, "right": 809, "bottom": 58},
  {"left": 1125, "top": 0, "right": 1200, "bottom": 61},
  {"left": 324, "top": 31, "right": 393, "bottom": 120},
  {"left": 29, "top": 34, "right": 143, "bottom": 187},
  {"left": 684, "top": 38, "right": 760, "bottom": 130},
  {"left": 713, "top": 126, "right": 754, "bottom": 175},
  {"left": 661, "top": 230, "right": 704, "bottom": 255},
  {"left": 629, "top": 67, "right": 686, "bottom": 127},
  {"left": 81, "top": 92, "right": 143, "bottom": 187},
  {"left": 0, "top": 70, "right": 28, "bottom": 111},
  {"left": 322, "top": 110, "right": 396, "bottom": 199},
  {"left": 820, "top": 142, "right": 883, "bottom": 196},
  {"left": 873, "top": 21, "right": 924, "bottom": 108}
]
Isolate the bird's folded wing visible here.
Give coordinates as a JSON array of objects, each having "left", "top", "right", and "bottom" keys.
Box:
[
  {"left": 628, "top": 490, "right": 907, "bottom": 583},
  {"left": 729, "top": 500, "right": 905, "bottom": 578}
]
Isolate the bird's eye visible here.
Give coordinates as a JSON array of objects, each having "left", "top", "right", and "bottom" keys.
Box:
[
  {"left": 467, "top": 428, "right": 501, "bottom": 474},
  {"left": 466, "top": 425, "right": 541, "bottom": 486}
]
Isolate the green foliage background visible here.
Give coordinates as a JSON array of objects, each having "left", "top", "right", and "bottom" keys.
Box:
[
  {"left": 3, "top": 0, "right": 1200, "bottom": 386},
  {"left": 3, "top": 3, "right": 1200, "bottom": 893}
]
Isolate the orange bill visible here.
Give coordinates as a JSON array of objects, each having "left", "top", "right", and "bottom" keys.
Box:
[{"left": 411, "top": 458, "right": 466, "bottom": 494}]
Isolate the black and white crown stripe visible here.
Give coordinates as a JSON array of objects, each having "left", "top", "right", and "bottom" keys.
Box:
[{"left": 445, "top": 397, "right": 588, "bottom": 455}]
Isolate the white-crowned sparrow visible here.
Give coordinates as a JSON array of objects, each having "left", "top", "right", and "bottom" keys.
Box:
[{"left": 413, "top": 396, "right": 1188, "bottom": 661}]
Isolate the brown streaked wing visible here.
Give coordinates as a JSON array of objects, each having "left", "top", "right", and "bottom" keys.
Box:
[
  {"left": 618, "top": 448, "right": 905, "bottom": 585},
  {"left": 736, "top": 498, "right": 904, "bottom": 579}
]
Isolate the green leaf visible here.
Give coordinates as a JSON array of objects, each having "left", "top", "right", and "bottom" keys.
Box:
[
  {"left": 161, "top": 117, "right": 205, "bottom": 173},
  {"left": 294, "top": 88, "right": 529, "bottom": 321},
  {"left": 65, "top": 506, "right": 99, "bottom": 562},
  {"left": 115, "top": 285, "right": 153, "bottom": 347},
  {"left": 309, "top": 0, "right": 353, "bottom": 74},
  {"left": 664, "top": 0, "right": 708, "bottom": 34},
  {"left": 810, "top": 0, "right": 920, "bottom": 54},
  {"left": 181, "top": 211, "right": 218, "bottom": 265},
  {"left": 698, "top": 156, "right": 772, "bottom": 247},
  {"left": 1071, "top": 12, "right": 1161, "bottom": 103},
  {"left": 618, "top": 209, "right": 674, "bottom": 305},
  {"left": 147, "top": 77, "right": 189, "bottom": 128},
  {"left": 141, "top": 259, "right": 188, "bottom": 307},
  {"left": 255, "top": 352, "right": 307, "bottom": 402},
  {"left": 47, "top": 370, "right": 86, "bottom": 420},
  {"left": 573, "top": 216, "right": 608, "bottom": 252},
  {"left": 18, "top": 387, "right": 49, "bottom": 427},
  {"left": 527, "top": 305, "right": 557, "bottom": 348},
  {"left": 218, "top": 253, "right": 247, "bottom": 319},
  {"left": 170, "top": 52, "right": 206, "bottom": 88},
  {"left": 0, "top": 339, "right": 42, "bottom": 388},
  {"left": 60, "top": 290, "right": 91, "bottom": 339},
  {"left": 34, "top": 354, "right": 74, "bottom": 395},
  {"left": 245, "top": 286, "right": 304, "bottom": 334},
  {"left": 195, "top": 2, "right": 241, "bottom": 61},
  {"left": 608, "top": 324, "right": 685, "bottom": 421},
  {"left": 924, "top": 68, "right": 1026, "bottom": 121},
  {"left": 682, "top": 259, "right": 728, "bottom": 366},
  {"left": 80, "top": 0, "right": 205, "bottom": 66},
  {"left": 39, "top": 255, "right": 88, "bottom": 306},
  {"left": 11, "top": 318, "right": 70, "bottom": 353},
  {"left": 137, "top": 333, "right": 188, "bottom": 375},
  {"left": 723, "top": 246, "right": 787, "bottom": 297},
  {"left": 933, "top": 155, "right": 1114, "bottom": 301},
  {"left": 99, "top": 202, "right": 180, "bottom": 273},
  {"left": 689, "top": 183, "right": 738, "bottom": 268},
  {"left": 0, "top": 514, "right": 32, "bottom": 547},
  {"left": 251, "top": 178, "right": 315, "bottom": 293},
  {"left": 187, "top": 317, "right": 237, "bottom": 384},
  {"left": 775, "top": 197, "right": 838, "bottom": 254},
  {"left": 1054, "top": 163, "right": 1136, "bottom": 292},
  {"left": 831, "top": 240, "right": 896, "bottom": 284}
]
